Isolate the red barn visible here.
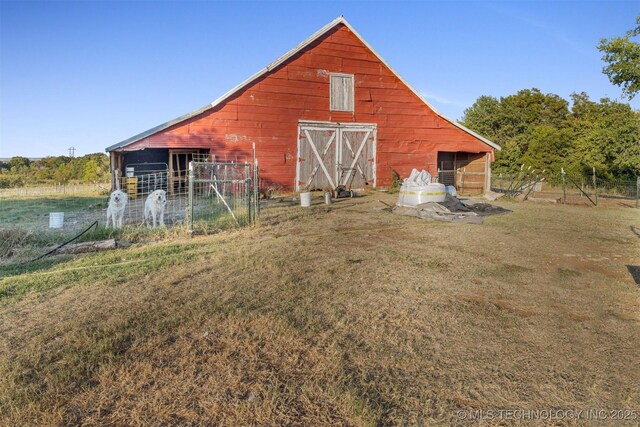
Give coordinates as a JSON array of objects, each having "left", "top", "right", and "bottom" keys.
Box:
[{"left": 106, "top": 17, "right": 499, "bottom": 194}]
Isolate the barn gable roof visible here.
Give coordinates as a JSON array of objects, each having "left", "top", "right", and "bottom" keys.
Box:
[{"left": 106, "top": 16, "right": 500, "bottom": 152}]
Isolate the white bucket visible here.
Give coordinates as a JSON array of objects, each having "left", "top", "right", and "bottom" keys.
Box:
[
  {"left": 49, "top": 212, "right": 64, "bottom": 229},
  {"left": 324, "top": 192, "right": 332, "bottom": 205},
  {"left": 125, "top": 167, "right": 135, "bottom": 178},
  {"left": 300, "top": 192, "right": 312, "bottom": 207}
]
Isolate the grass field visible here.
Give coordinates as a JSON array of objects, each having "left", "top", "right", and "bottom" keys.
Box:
[{"left": 1, "top": 194, "right": 639, "bottom": 425}]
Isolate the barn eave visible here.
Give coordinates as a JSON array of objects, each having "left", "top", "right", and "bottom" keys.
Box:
[{"left": 105, "top": 103, "right": 213, "bottom": 152}]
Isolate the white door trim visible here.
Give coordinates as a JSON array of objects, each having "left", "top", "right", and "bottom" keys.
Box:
[{"left": 295, "top": 121, "right": 377, "bottom": 191}]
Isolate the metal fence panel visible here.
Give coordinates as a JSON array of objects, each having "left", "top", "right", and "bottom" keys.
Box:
[
  {"left": 117, "top": 171, "right": 189, "bottom": 227},
  {"left": 188, "top": 161, "right": 256, "bottom": 233},
  {"left": 0, "top": 162, "right": 259, "bottom": 237},
  {"left": 491, "top": 171, "right": 639, "bottom": 207},
  {"left": 437, "top": 170, "right": 456, "bottom": 186}
]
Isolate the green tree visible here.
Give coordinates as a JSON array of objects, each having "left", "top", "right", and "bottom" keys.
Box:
[
  {"left": 39, "top": 156, "right": 67, "bottom": 170},
  {"left": 570, "top": 93, "right": 640, "bottom": 178},
  {"left": 598, "top": 16, "right": 640, "bottom": 99},
  {"left": 0, "top": 153, "right": 110, "bottom": 186},
  {"left": 53, "top": 163, "right": 72, "bottom": 183},
  {"left": 462, "top": 88, "right": 570, "bottom": 172},
  {"left": 9, "top": 156, "right": 30, "bottom": 170},
  {"left": 460, "top": 95, "right": 501, "bottom": 139},
  {"left": 462, "top": 90, "right": 639, "bottom": 178},
  {"left": 521, "top": 125, "right": 573, "bottom": 173},
  {"left": 82, "top": 159, "right": 99, "bottom": 182}
]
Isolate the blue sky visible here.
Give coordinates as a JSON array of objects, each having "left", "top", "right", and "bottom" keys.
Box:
[{"left": 0, "top": 0, "right": 638, "bottom": 158}]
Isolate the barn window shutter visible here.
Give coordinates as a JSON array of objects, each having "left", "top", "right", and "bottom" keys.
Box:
[{"left": 330, "top": 73, "right": 354, "bottom": 112}]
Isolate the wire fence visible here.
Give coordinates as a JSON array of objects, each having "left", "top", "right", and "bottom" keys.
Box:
[
  {"left": 188, "top": 161, "right": 259, "bottom": 233},
  {"left": 0, "top": 161, "right": 260, "bottom": 244},
  {"left": 437, "top": 170, "right": 456, "bottom": 187},
  {"left": 0, "top": 183, "right": 110, "bottom": 235},
  {"left": 491, "top": 170, "right": 639, "bottom": 207},
  {"left": 114, "top": 171, "right": 190, "bottom": 227}
]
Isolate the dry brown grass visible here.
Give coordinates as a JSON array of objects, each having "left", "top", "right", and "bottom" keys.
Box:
[{"left": 1, "top": 194, "right": 639, "bottom": 426}]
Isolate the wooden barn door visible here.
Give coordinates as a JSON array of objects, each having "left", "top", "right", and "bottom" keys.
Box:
[
  {"left": 338, "top": 127, "right": 376, "bottom": 189},
  {"left": 297, "top": 125, "right": 338, "bottom": 191},
  {"left": 296, "top": 122, "right": 376, "bottom": 191}
]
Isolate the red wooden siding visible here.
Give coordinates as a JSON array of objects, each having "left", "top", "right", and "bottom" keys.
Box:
[{"left": 119, "top": 24, "right": 493, "bottom": 189}]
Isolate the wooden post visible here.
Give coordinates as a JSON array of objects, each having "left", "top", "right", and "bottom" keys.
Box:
[
  {"left": 188, "top": 161, "right": 194, "bottom": 233},
  {"left": 592, "top": 167, "right": 598, "bottom": 206},
  {"left": 485, "top": 153, "right": 491, "bottom": 194},
  {"left": 253, "top": 144, "right": 259, "bottom": 224},
  {"left": 168, "top": 150, "right": 174, "bottom": 195},
  {"left": 176, "top": 155, "right": 181, "bottom": 193},
  {"left": 636, "top": 176, "right": 639, "bottom": 209},
  {"left": 561, "top": 168, "right": 566, "bottom": 204}
]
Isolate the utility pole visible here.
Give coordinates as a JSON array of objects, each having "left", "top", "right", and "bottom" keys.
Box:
[{"left": 68, "top": 146, "right": 75, "bottom": 158}]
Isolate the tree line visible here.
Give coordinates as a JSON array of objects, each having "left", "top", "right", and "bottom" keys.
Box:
[
  {"left": 461, "top": 89, "right": 639, "bottom": 179},
  {"left": 0, "top": 153, "right": 110, "bottom": 188}
]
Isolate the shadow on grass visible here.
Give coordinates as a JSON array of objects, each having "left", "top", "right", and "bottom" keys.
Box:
[
  {"left": 0, "top": 225, "right": 143, "bottom": 282},
  {"left": 0, "top": 256, "right": 74, "bottom": 281},
  {"left": 627, "top": 265, "right": 640, "bottom": 286}
]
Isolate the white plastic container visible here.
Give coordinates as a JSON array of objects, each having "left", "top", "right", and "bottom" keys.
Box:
[
  {"left": 125, "top": 167, "right": 135, "bottom": 178},
  {"left": 300, "top": 192, "right": 312, "bottom": 207},
  {"left": 397, "top": 182, "right": 446, "bottom": 207},
  {"left": 49, "top": 212, "right": 64, "bottom": 229}
]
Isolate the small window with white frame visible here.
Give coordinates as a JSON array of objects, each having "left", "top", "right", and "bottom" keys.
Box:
[{"left": 330, "top": 73, "right": 354, "bottom": 112}]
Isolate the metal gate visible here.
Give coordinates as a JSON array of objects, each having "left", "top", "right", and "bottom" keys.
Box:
[
  {"left": 438, "top": 170, "right": 457, "bottom": 187},
  {"left": 296, "top": 122, "right": 376, "bottom": 191},
  {"left": 188, "top": 161, "right": 259, "bottom": 233}
]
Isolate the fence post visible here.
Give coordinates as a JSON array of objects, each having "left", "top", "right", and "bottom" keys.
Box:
[
  {"left": 252, "top": 143, "right": 259, "bottom": 225},
  {"left": 252, "top": 163, "right": 256, "bottom": 224},
  {"left": 114, "top": 169, "right": 120, "bottom": 191},
  {"left": 561, "top": 168, "right": 566, "bottom": 204},
  {"left": 460, "top": 168, "right": 466, "bottom": 194},
  {"left": 592, "top": 167, "right": 598, "bottom": 206},
  {"left": 188, "top": 161, "right": 194, "bottom": 233},
  {"left": 636, "top": 176, "right": 639, "bottom": 209},
  {"left": 246, "top": 165, "right": 252, "bottom": 226}
]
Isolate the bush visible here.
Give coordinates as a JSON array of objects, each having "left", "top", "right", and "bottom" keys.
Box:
[
  {"left": 0, "top": 175, "right": 23, "bottom": 188},
  {"left": 388, "top": 167, "right": 402, "bottom": 194}
]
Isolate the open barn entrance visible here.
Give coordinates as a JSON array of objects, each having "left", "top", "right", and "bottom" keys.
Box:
[
  {"left": 296, "top": 122, "right": 376, "bottom": 192},
  {"left": 437, "top": 151, "right": 491, "bottom": 195},
  {"left": 169, "top": 149, "right": 205, "bottom": 195},
  {"left": 110, "top": 149, "right": 210, "bottom": 195}
]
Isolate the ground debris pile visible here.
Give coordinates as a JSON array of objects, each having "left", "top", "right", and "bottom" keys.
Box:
[{"left": 392, "top": 194, "right": 511, "bottom": 224}]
